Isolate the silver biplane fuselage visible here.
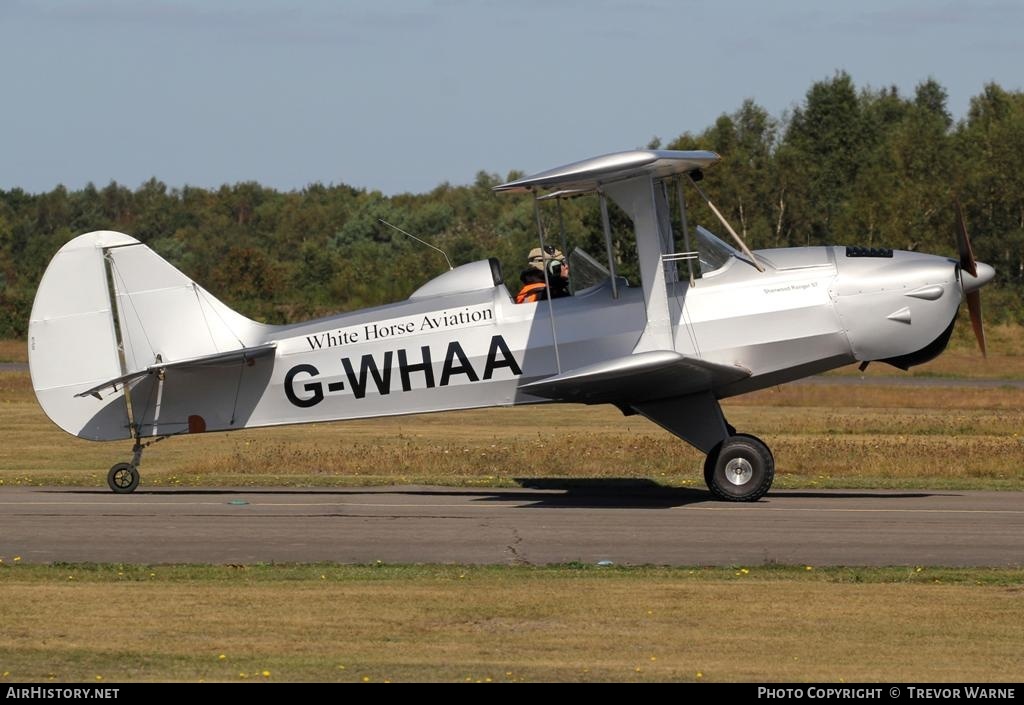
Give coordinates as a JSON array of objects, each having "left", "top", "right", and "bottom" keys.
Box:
[{"left": 28, "top": 150, "right": 994, "bottom": 498}]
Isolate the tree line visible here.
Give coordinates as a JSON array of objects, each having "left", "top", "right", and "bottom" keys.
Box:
[{"left": 2, "top": 72, "right": 1022, "bottom": 338}]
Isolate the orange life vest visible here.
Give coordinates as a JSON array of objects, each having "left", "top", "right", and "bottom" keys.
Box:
[{"left": 515, "top": 282, "right": 547, "bottom": 304}]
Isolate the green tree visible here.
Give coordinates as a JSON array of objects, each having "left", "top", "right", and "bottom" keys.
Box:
[{"left": 781, "top": 71, "right": 864, "bottom": 244}]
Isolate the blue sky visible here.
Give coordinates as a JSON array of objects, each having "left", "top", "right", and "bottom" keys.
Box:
[{"left": 2, "top": 0, "right": 1021, "bottom": 195}]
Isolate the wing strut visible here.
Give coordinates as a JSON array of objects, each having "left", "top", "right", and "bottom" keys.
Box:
[
  {"left": 533, "top": 194, "right": 562, "bottom": 374},
  {"left": 598, "top": 190, "right": 620, "bottom": 299}
]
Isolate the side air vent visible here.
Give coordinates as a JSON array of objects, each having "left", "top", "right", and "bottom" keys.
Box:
[{"left": 846, "top": 246, "right": 893, "bottom": 258}]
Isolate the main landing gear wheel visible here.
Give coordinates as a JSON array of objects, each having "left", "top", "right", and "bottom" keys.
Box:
[
  {"left": 107, "top": 462, "right": 140, "bottom": 494},
  {"left": 703, "top": 434, "right": 774, "bottom": 502}
]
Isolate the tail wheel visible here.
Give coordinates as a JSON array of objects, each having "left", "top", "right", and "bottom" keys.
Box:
[
  {"left": 107, "top": 463, "right": 140, "bottom": 494},
  {"left": 704, "top": 434, "right": 774, "bottom": 502}
]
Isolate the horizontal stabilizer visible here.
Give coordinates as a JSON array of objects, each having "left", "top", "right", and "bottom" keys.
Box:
[
  {"left": 520, "top": 350, "right": 749, "bottom": 404},
  {"left": 75, "top": 343, "right": 277, "bottom": 400}
]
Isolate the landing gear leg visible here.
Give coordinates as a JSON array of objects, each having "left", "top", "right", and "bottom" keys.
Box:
[
  {"left": 629, "top": 393, "right": 774, "bottom": 501},
  {"left": 703, "top": 433, "right": 775, "bottom": 502}
]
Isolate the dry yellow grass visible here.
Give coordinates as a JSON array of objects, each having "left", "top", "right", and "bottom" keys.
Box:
[
  {"left": 0, "top": 339, "right": 27, "bottom": 363},
  {"left": 0, "top": 565, "right": 1021, "bottom": 683}
]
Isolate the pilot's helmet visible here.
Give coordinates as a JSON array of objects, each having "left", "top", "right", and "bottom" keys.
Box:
[{"left": 528, "top": 245, "right": 566, "bottom": 275}]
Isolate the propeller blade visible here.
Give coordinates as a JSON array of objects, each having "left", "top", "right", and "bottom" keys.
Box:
[
  {"left": 955, "top": 200, "right": 978, "bottom": 278},
  {"left": 955, "top": 201, "right": 987, "bottom": 356},
  {"left": 966, "top": 289, "right": 987, "bottom": 358}
]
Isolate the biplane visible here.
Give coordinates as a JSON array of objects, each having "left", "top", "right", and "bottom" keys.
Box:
[{"left": 28, "top": 150, "right": 994, "bottom": 499}]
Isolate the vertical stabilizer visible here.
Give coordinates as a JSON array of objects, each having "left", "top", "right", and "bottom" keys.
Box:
[{"left": 28, "top": 231, "right": 266, "bottom": 440}]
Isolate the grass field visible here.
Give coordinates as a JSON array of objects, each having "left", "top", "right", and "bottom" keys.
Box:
[
  {"left": 0, "top": 564, "right": 1022, "bottom": 683},
  {"left": 0, "top": 339, "right": 26, "bottom": 363}
]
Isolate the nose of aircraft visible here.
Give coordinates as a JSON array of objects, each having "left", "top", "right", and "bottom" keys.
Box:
[
  {"left": 961, "top": 261, "right": 995, "bottom": 294},
  {"left": 832, "top": 250, "right": 976, "bottom": 369}
]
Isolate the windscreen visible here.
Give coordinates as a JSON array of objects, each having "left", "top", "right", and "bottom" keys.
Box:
[
  {"left": 694, "top": 225, "right": 740, "bottom": 274},
  {"left": 568, "top": 248, "right": 611, "bottom": 292}
]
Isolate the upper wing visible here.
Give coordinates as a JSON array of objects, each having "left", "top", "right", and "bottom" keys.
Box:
[
  {"left": 75, "top": 343, "right": 277, "bottom": 399},
  {"left": 493, "top": 150, "right": 720, "bottom": 195},
  {"left": 519, "top": 350, "right": 749, "bottom": 405}
]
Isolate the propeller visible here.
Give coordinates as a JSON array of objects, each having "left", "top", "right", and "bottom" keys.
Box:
[{"left": 954, "top": 200, "right": 987, "bottom": 357}]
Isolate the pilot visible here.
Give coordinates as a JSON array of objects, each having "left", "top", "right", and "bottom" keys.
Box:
[{"left": 515, "top": 245, "right": 570, "bottom": 303}]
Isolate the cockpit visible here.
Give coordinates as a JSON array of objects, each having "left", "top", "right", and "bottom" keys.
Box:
[
  {"left": 562, "top": 225, "right": 743, "bottom": 296},
  {"left": 492, "top": 149, "right": 767, "bottom": 330}
]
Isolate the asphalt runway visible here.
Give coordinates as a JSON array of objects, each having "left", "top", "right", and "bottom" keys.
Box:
[{"left": 1, "top": 485, "right": 1021, "bottom": 567}]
